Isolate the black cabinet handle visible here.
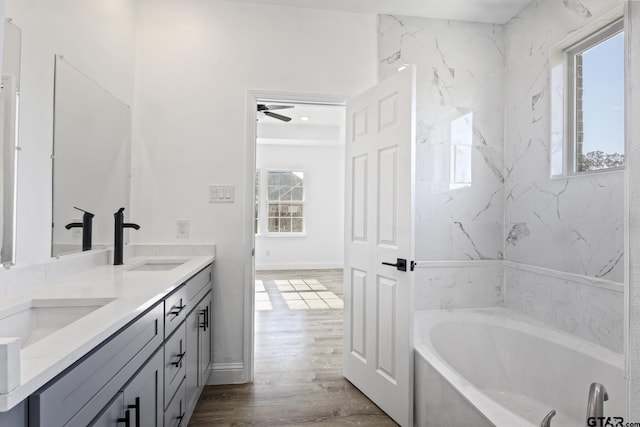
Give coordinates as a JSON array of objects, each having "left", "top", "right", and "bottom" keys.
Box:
[
  {"left": 169, "top": 300, "right": 186, "bottom": 317},
  {"left": 127, "top": 397, "right": 140, "bottom": 427},
  {"left": 171, "top": 351, "right": 186, "bottom": 367},
  {"left": 176, "top": 400, "right": 185, "bottom": 427},
  {"left": 199, "top": 307, "right": 209, "bottom": 331},
  {"left": 117, "top": 409, "right": 131, "bottom": 427}
]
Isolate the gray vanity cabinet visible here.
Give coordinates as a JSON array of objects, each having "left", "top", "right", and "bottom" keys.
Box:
[
  {"left": 185, "top": 290, "right": 212, "bottom": 417},
  {"left": 90, "top": 345, "right": 163, "bottom": 427},
  {"left": 198, "top": 293, "right": 212, "bottom": 386},
  {"left": 121, "top": 348, "right": 163, "bottom": 427},
  {"left": 20, "top": 263, "right": 214, "bottom": 427},
  {"left": 89, "top": 393, "right": 124, "bottom": 427}
]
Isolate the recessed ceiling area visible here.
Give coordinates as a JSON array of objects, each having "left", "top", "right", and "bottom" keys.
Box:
[
  {"left": 257, "top": 102, "right": 346, "bottom": 146},
  {"left": 227, "top": 0, "right": 532, "bottom": 24}
]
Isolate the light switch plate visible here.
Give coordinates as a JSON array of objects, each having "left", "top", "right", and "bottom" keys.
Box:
[{"left": 209, "top": 185, "right": 234, "bottom": 203}]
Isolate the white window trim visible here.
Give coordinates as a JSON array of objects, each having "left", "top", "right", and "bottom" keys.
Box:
[
  {"left": 549, "top": 6, "right": 624, "bottom": 178},
  {"left": 260, "top": 168, "right": 307, "bottom": 236}
]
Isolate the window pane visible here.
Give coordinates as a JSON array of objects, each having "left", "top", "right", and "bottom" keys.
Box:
[
  {"left": 290, "top": 204, "right": 303, "bottom": 217},
  {"left": 291, "top": 186, "right": 303, "bottom": 201},
  {"left": 268, "top": 204, "right": 279, "bottom": 216},
  {"left": 280, "top": 171, "right": 293, "bottom": 186},
  {"left": 268, "top": 186, "right": 279, "bottom": 201},
  {"left": 268, "top": 218, "right": 279, "bottom": 232},
  {"left": 576, "top": 31, "right": 624, "bottom": 172},
  {"left": 280, "top": 217, "right": 291, "bottom": 232},
  {"left": 291, "top": 171, "right": 304, "bottom": 185},
  {"left": 292, "top": 218, "right": 303, "bottom": 232},
  {"left": 279, "top": 186, "right": 292, "bottom": 201},
  {"left": 268, "top": 172, "right": 279, "bottom": 186},
  {"left": 280, "top": 204, "right": 292, "bottom": 217}
]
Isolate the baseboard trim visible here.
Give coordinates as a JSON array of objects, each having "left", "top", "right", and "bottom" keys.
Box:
[
  {"left": 255, "top": 262, "right": 343, "bottom": 270},
  {"left": 207, "top": 362, "right": 245, "bottom": 385}
]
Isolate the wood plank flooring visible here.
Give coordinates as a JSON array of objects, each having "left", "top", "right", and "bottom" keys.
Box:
[{"left": 189, "top": 269, "right": 397, "bottom": 426}]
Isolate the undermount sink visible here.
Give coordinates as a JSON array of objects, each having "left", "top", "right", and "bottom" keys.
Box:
[
  {"left": 125, "top": 259, "right": 187, "bottom": 272},
  {"left": 0, "top": 297, "right": 116, "bottom": 349}
]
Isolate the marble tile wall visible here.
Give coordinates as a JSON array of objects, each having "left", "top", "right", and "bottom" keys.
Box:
[
  {"left": 504, "top": 0, "right": 623, "bottom": 283},
  {"left": 379, "top": 15, "right": 505, "bottom": 262},
  {"left": 379, "top": 1, "right": 625, "bottom": 350},
  {"left": 504, "top": 263, "right": 624, "bottom": 352},
  {"left": 414, "top": 262, "right": 503, "bottom": 310}
]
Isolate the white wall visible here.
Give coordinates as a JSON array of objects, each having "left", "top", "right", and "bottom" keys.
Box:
[
  {"left": 5, "top": 0, "right": 136, "bottom": 266},
  {"left": 255, "top": 143, "right": 344, "bottom": 270},
  {"left": 132, "top": 0, "right": 377, "bottom": 379}
]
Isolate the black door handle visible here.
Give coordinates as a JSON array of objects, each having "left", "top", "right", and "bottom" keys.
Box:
[{"left": 381, "top": 258, "right": 407, "bottom": 272}]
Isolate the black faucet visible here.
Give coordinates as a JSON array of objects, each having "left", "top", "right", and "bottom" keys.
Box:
[
  {"left": 113, "top": 207, "right": 140, "bottom": 265},
  {"left": 65, "top": 207, "right": 95, "bottom": 251}
]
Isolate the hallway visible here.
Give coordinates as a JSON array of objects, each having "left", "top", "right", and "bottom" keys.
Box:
[{"left": 189, "top": 269, "right": 397, "bottom": 426}]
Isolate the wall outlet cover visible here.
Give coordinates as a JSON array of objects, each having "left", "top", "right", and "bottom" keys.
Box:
[{"left": 177, "top": 220, "right": 190, "bottom": 239}]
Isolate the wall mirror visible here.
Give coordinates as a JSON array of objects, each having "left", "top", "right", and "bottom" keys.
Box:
[
  {"left": 0, "top": 19, "right": 22, "bottom": 265},
  {"left": 51, "top": 55, "right": 131, "bottom": 257}
]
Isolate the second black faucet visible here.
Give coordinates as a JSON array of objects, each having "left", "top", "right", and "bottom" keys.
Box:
[{"left": 114, "top": 207, "right": 139, "bottom": 265}]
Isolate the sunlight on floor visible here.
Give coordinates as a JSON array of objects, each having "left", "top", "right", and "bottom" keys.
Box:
[{"left": 255, "top": 278, "right": 344, "bottom": 311}]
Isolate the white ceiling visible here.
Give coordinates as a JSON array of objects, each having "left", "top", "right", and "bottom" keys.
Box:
[
  {"left": 257, "top": 102, "right": 346, "bottom": 146},
  {"left": 228, "top": 0, "right": 532, "bottom": 24}
]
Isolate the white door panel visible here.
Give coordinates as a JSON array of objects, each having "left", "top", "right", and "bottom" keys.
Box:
[{"left": 344, "top": 66, "right": 415, "bottom": 427}]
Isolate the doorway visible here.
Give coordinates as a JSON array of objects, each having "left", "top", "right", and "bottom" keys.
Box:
[
  {"left": 253, "top": 100, "right": 347, "bottom": 366},
  {"left": 210, "top": 94, "right": 398, "bottom": 424}
]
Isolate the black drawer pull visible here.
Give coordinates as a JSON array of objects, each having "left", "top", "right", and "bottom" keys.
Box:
[
  {"left": 177, "top": 412, "right": 185, "bottom": 427},
  {"left": 127, "top": 397, "right": 140, "bottom": 426},
  {"left": 171, "top": 351, "right": 186, "bottom": 367},
  {"left": 199, "top": 308, "right": 208, "bottom": 331},
  {"left": 169, "top": 300, "right": 186, "bottom": 317},
  {"left": 117, "top": 409, "right": 131, "bottom": 427}
]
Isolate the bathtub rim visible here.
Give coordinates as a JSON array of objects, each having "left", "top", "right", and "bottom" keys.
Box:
[{"left": 413, "top": 307, "right": 625, "bottom": 427}]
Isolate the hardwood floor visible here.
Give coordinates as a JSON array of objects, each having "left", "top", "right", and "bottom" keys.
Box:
[{"left": 189, "top": 269, "right": 397, "bottom": 426}]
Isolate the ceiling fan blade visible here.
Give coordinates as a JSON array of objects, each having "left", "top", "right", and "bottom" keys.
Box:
[
  {"left": 264, "top": 111, "right": 292, "bottom": 122},
  {"left": 264, "top": 105, "right": 294, "bottom": 111}
]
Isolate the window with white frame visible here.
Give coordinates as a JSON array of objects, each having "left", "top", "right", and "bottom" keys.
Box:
[
  {"left": 266, "top": 170, "right": 305, "bottom": 233},
  {"left": 553, "top": 19, "right": 624, "bottom": 175}
]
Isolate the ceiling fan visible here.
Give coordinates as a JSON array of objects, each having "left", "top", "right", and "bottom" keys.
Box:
[{"left": 257, "top": 104, "right": 294, "bottom": 122}]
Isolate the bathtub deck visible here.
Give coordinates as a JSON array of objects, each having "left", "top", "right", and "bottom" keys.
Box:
[
  {"left": 484, "top": 389, "right": 580, "bottom": 427},
  {"left": 190, "top": 269, "right": 398, "bottom": 426}
]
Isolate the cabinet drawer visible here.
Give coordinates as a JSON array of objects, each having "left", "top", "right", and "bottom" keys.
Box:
[
  {"left": 30, "top": 303, "right": 164, "bottom": 427},
  {"left": 164, "top": 288, "right": 188, "bottom": 339},
  {"left": 184, "top": 265, "right": 212, "bottom": 307},
  {"left": 164, "top": 322, "right": 186, "bottom": 409},
  {"left": 163, "top": 378, "right": 186, "bottom": 427}
]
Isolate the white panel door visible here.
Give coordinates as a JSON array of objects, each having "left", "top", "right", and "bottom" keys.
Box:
[{"left": 344, "top": 66, "right": 415, "bottom": 426}]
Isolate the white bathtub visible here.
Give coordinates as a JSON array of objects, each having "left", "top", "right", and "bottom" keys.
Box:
[{"left": 414, "top": 308, "right": 628, "bottom": 427}]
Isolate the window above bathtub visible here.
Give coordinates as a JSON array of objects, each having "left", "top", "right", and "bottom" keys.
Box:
[{"left": 550, "top": 13, "right": 624, "bottom": 177}]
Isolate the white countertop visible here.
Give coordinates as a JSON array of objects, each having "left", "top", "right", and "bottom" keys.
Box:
[{"left": 0, "top": 255, "right": 215, "bottom": 412}]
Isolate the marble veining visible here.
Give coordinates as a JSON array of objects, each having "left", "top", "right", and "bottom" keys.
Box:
[
  {"left": 414, "top": 262, "right": 503, "bottom": 310},
  {"left": 379, "top": 15, "right": 505, "bottom": 262},
  {"left": 504, "top": 0, "right": 623, "bottom": 282},
  {"left": 504, "top": 264, "right": 623, "bottom": 352}
]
